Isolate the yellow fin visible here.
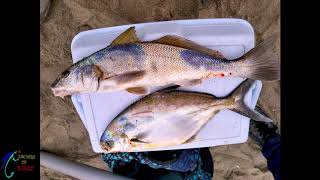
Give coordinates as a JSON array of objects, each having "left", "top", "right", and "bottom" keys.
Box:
[
  {"left": 151, "top": 35, "right": 225, "bottom": 59},
  {"left": 110, "top": 26, "right": 140, "bottom": 46},
  {"left": 126, "top": 87, "right": 149, "bottom": 95}
]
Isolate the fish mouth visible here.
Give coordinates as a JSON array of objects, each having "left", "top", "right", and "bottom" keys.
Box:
[
  {"left": 51, "top": 87, "right": 69, "bottom": 98},
  {"left": 100, "top": 142, "right": 111, "bottom": 152}
]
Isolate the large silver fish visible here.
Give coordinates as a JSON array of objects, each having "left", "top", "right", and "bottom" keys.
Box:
[
  {"left": 100, "top": 79, "right": 272, "bottom": 153},
  {"left": 51, "top": 27, "right": 280, "bottom": 97}
]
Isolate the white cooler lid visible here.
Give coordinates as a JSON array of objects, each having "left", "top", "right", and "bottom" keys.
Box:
[{"left": 70, "top": 18, "right": 261, "bottom": 153}]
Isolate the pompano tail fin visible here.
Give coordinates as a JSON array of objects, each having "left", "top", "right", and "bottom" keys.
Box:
[
  {"left": 228, "top": 79, "right": 273, "bottom": 122},
  {"left": 237, "top": 35, "right": 280, "bottom": 81}
]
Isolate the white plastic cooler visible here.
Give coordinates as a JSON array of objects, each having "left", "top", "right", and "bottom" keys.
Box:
[{"left": 70, "top": 19, "right": 262, "bottom": 153}]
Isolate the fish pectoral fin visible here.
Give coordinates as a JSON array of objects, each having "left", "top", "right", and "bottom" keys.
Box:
[
  {"left": 176, "top": 79, "right": 202, "bottom": 86},
  {"left": 151, "top": 35, "right": 225, "bottom": 59},
  {"left": 114, "top": 71, "right": 146, "bottom": 84},
  {"left": 129, "top": 131, "right": 157, "bottom": 148},
  {"left": 109, "top": 27, "right": 141, "bottom": 46},
  {"left": 126, "top": 87, "right": 149, "bottom": 95},
  {"left": 130, "top": 138, "right": 149, "bottom": 144}
]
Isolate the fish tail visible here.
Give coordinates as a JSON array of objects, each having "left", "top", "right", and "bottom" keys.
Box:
[
  {"left": 228, "top": 79, "right": 273, "bottom": 122},
  {"left": 236, "top": 35, "right": 280, "bottom": 81}
]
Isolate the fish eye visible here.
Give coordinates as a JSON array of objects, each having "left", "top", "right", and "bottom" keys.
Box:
[
  {"left": 105, "top": 141, "right": 114, "bottom": 147},
  {"left": 61, "top": 70, "right": 70, "bottom": 78}
]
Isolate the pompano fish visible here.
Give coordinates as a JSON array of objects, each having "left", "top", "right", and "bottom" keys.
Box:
[
  {"left": 100, "top": 79, "right": 272, "bottom": 153},
  {"left": 51, "top": 27, "right": 280, "bottom": 97}
]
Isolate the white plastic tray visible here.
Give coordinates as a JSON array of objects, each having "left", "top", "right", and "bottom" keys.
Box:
[{"left": 70, "top": 19, "right": 261, "bottom": 153}]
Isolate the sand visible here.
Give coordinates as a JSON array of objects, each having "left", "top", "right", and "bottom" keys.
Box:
[{"left": 40, "top": 0, "right": 280, "bottom": 179}]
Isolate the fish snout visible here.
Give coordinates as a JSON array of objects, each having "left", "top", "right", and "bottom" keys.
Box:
[
  {"left": 51, "top": 86, "right": 68, "bottom": 98},
  {"left": 100, "top": 142, "right": 111, "bottom": 152}
]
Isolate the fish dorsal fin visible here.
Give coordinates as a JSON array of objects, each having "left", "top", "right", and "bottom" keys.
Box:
[
  {"left": 153, "top": 85, "right": 180, "bottom": 95},
  {"left": 151, "top": 35, "right": 225, "bottom": 59},
  {"left": 110, "top": 27, "right": 140, "bottom": 46}
]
